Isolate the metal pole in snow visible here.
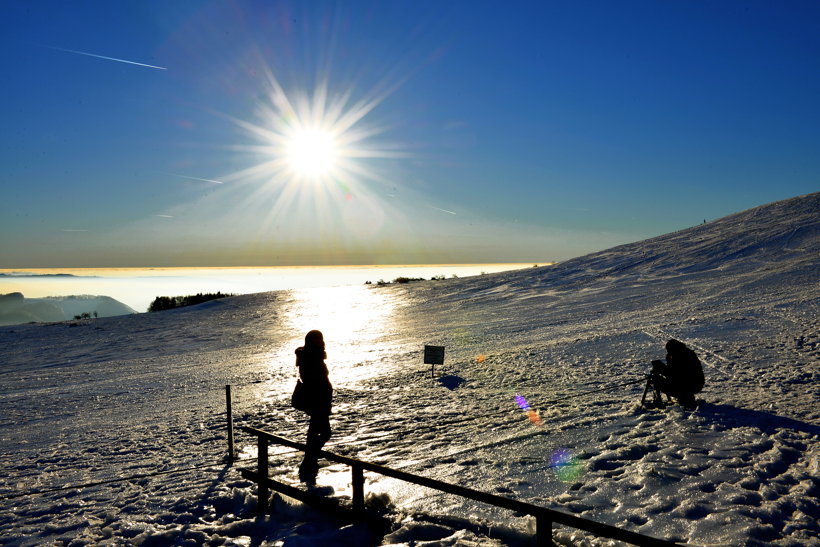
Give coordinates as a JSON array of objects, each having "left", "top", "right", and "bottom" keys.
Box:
[{"left": 226, "top": 385, "right": 235, "bottom": 463}]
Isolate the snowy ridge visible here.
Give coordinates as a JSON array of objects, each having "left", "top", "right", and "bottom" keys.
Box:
[
  {"left": 0, "top": 193, "right": 818, "bottom": 546},
  {"left": 0, "top": 293, "right": 136, "bottom": 326},
  {"left": 520, "top": 192, "right": 818, "bottom": 287}
]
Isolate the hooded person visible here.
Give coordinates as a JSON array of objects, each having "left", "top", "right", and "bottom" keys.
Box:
[
  {"left": 294, "top": 329, "right": 333, "bottom": 484},
  {"left": 651, "top": 339, "right": 705, "bottom": 409}
]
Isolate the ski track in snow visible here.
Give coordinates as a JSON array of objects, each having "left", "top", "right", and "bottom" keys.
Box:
[{"left": 0, "top": 193, "right": 818, "bottom": 546}]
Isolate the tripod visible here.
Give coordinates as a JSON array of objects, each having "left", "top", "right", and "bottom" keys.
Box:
[{"left": 640, "top": 372, "right": 671, "bottom": 408}]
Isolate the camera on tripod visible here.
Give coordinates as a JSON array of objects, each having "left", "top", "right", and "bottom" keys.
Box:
[{"left": 640, "top": 360, "right": 671, "bottom": 408}]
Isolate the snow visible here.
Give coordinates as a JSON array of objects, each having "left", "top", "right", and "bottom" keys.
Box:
[{"left": 0, "top": 192, "right": 817, "bottom": 546}]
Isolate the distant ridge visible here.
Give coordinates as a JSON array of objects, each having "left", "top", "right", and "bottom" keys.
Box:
[
  {"left": 0, "top": 272, "right": 83, "bottom": 278},
  {"left": 0, "top": 293, "right": 136, "bottom": 326}
]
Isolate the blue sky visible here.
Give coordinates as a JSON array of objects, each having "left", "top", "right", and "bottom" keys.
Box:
[{"left": 2, "top": 1, "right": 818, "bottom": 267}]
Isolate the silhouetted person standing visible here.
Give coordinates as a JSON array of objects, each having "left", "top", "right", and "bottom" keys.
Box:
[
  {"left": 295, "top": 330, "right": 333, "bottom": 484},
  {"left": 651, "top": 339, "right": 705, "bottom": 409}
]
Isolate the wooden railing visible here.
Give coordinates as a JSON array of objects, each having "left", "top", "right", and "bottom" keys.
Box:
[{"left": 241, "top": 425, "right": 679, "bottom": 547}]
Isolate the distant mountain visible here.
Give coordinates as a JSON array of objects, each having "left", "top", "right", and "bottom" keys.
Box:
[
  {"left": 0, "top": 272, "right": 83, "bottom": 278},
  {"left": 0, "top": 293, "right": 136, "bottom": 326}
]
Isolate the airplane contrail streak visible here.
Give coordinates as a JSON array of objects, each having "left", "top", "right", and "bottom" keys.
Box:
[
  {"left": 171, "top": 174, "right": 225, "bottom": 184},
  {"left": 427, "top": 205, "right": 457, "bottom": 215},
  {"left": 49, "top": 46, "right": 167, "bottom": 70}
]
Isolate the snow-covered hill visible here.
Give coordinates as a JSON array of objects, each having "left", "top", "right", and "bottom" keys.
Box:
[
  {"left": 0, "top": 193, "right": 817, "bottom": 546},
  {"left": 0, "top": 293, "right": 136, "bottom": 326}
]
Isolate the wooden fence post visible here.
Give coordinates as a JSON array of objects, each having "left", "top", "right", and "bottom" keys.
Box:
[
  {"left": 536, "top": 514, "right": 555, "bottom": 547},
  {"left": 257, "top": 436, "right": 269, "bottom": 512},
  {"left": 351, "top": 464, "right": 364, "bottom": 512},
  {"left": 226, "top": 385, "right": 235, "bottom": 463}
]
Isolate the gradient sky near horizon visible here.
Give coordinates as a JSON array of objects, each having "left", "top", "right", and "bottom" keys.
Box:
[{"left": 2, "top": 1, "right": 818, "bottom": 268}]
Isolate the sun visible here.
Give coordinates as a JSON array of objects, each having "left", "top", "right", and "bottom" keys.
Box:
[
  {"left": 286, "top": 128, "right": 338, "bottom": 178},
  {"left": 222, "top": 64, "right": 405, "bottom": 214}
]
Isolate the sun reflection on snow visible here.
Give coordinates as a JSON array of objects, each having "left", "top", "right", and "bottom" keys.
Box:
[{"left": 282, "top": 285, "right": 402, "bottom": 387}]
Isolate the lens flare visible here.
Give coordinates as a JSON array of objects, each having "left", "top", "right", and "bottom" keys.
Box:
[
  {"left": 514, "top": 393, "right": 544, "bottom": 427},
  {"left": 550, "top": 448, "right": 583, "bottom": 482}
]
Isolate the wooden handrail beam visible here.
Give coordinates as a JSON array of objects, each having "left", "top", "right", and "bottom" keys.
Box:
[{"left": 241, "top": 426, "right": 678, "bottom": 547}]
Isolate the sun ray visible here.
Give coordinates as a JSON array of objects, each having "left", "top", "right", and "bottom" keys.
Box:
[
  {"left": 182, "top": 49, "right": 432, "bottom": 264},
  {"left": 225, "top": 63, "right": 406, "bottom": 194}
]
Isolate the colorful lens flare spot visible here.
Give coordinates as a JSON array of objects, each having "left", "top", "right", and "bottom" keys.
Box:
[
  {"left": 514, "top": 394, "right": 544, "bottom": 427},
  {"left": 526, "top": 411, "right": 543, "bottom": 426},
  {"left": 550, "top": 448, "right": 583, "bottom": 482}
]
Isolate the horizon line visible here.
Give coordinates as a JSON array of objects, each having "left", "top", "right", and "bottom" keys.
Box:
[{"left": 0, "top": 262, "right": 553, "bottom": 271}]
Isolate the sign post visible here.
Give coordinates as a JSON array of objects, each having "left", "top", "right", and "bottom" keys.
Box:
[
  {"left": 226, "top": 385, "right": 235, "bottom": 463},
  {"left": 424, "top": 345, "right": 445, "bottom": 380}
]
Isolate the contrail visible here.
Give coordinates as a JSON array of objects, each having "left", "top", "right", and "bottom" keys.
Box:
[
  {"left": 427, "top": 204, "right": 457, "bottom": 215},
  {"left": 48, "top": 46, "right": 167, "bottom": 70},
  {"left": 171, "top": 174, "right": 225, "bottom": 185}
]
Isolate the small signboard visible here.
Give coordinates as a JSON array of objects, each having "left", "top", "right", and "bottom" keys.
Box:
[
  {"left": 424, "top": 345, "right": 445, "bottom": 365},
  {"left": 424, "top": 345, "right": 445, "bottom": 380}
]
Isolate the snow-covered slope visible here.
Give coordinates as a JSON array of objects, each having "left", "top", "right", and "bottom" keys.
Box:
[
  {"left": 0, "top": 193, "right": 817, "bottom": 546},
  {"left": 503, "top": 190, "right": 818, "bottom": 293}
]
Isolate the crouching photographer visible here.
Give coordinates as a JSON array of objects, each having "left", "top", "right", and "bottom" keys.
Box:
[{"left": 646, "top": 339, "right": 705, "bottom": 410}]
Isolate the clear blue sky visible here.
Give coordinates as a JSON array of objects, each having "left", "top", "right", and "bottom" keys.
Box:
[{"left": 2, "top": 0, "right": 818, "bottom": 267}]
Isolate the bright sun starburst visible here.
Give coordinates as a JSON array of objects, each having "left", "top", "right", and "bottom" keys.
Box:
[
  {"left": 210, "top": 60, "right": 414, "bottom": 250},
  {"left": 223, "top": 64, "right": 403, "bottom": 204},
  {"left": 286, "top": 128, "right": 338, "bottom": 178}
]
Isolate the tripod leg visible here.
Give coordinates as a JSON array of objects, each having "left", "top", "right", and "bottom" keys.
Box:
[
  {"left": 653, "top": 384, "right": 665, "bottom": 407},
  {"left": 641, "top": 377, "right": 652, "bottom": 407}
]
